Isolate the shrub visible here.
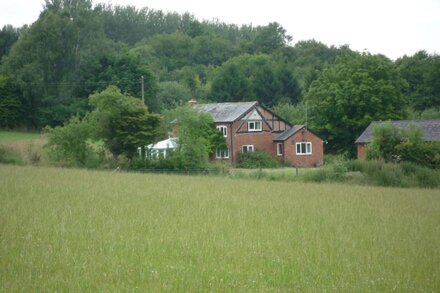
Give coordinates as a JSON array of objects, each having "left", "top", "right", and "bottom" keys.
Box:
[
  {"left": 366, "top": 122, "right": 404, "bottom": 162},
  {"left": 396, "top": 141, "right": 440, "bottom": 169},
  {"left": 45, "top": 116, "right": 104, "bottom": 167},
  {"left": 346, "top": 160, "right": 439, "bottom": 188},
  {"left": 235, "top": 151, "right": 280, "bottom": 169}
]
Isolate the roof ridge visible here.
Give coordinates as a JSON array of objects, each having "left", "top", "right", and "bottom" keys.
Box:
[
  {"left": 370, "top": 119, "right": 440, "bottom": 123},
  {"left": 196, "top": 101, "right": 258, "bottom": 105}
]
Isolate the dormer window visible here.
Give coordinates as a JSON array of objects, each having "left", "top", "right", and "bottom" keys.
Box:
[
  {"left": 248, "top": 121, "right": 262, "bottom": 132},
  {"left": 216, "top": 125, "right": 227, "bottom": 137}
]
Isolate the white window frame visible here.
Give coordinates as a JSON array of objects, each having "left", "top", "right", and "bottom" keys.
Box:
[
  {"left": 248, "top": 121, "right": 262, "bottom": 132},
  {"left": 296, "top": 142, "right": 312, "bottom": 155},
  {"left": 242, "top": 145, "right": 254, "bottom": 153},
  {"left": 215, "top": 148, "right": 230, "bottom": 159},
  {"left": 276, "top": 143, "right": 283, "bottom": 156},
  {"left": 216, "top": 125, "right": 227, "bottom": 137}
]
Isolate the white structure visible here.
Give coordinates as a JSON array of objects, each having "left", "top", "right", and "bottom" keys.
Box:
[{"left": 141, "top": 137, "right": 178, "bottom": 159}]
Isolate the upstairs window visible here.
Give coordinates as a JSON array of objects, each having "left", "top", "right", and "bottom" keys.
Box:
[
  {"left": 296, "top": 142, "right": 312, "bottom": 155},
  {"left": 242, "top": 145, "right": 254, "bottom": 153},
  {"left": 248, "top": 121, "right": 262, "bottom": 132},
  {"left": 216, "top": 125, "right": 227, "bottom": 137}
]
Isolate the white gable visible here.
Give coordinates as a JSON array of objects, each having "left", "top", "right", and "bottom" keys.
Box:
[{"left": 243, "top": 109, "right": 262, "bottom": 121}]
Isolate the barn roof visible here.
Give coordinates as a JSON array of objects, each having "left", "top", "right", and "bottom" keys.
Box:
[
  {"left": 355, "top": 120, "right": 440, "bottom": 144},
  {"left": 193, "top": 101, "right": 258, "bottom": 123}
]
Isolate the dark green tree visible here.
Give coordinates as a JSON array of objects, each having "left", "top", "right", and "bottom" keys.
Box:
[
  {"left": 192, "top": 34, "right": 236, "bottom": 66},
  {"left": 210, "top": 54, "right": 299, "bottom": 106},
  {"left": 0, "top": 25, "right": 21, "bottom": 61},
  {"left": 143, "top": 32, "right": 194, "bottom": 72},
  {"left": 157, "top": 81, "right": 192, "bottom": 110},
  {"left": 1, "top": 0, "right": 110, "bottom": 127},
  {"left": 396, "top": 51, "right": 440, "bottom": 110},
  {"left": 305, "top": 53, "right": 409, "bottom": 154},
  {"left": 91, "top": 50, "right": 159, "bottom": 112},
  {"left": 271, "top": 101, "right": 307, "bottom": 125},
  {"left": 252, "top": 22, "right": 291, "bottom": 53},
  {"left": 0, "top": 74, "right": 22, "bottom": 128},
  {"left": 210, "top": 61, "right": 251, "bottom": 102},
  {"left": 89, "top": 86, "right": 160, "bottom": 159}
]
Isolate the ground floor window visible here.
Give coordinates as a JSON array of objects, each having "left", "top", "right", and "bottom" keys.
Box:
[
  {"left": 242, "top": 145, "right": 254, "bottom": 153},
  {"left": 277, "top": 143, "right": 283, "bottom": 156},
  {"left": 216, "top": 148, "right": 229, "bottom": 159},
  {"left": 296, "top": 142, "right": 312, "bottom": 155}
]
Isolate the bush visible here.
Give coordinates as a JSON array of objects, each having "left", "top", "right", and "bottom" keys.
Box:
[
  {"left": 45, "top": 116, "right": 93, "bottom": 167},
  {"left": 235, "top": 151, "right": 280, "bottom": 169},
  {"left": 396, "top": 141, "right": 440, "bottom": 169},
  {"left": 346, "top": 160, "right": 440, "bottom": 188}
]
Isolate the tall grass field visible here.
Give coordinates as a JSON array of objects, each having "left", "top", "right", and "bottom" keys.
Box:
[{"left": 1, "top": 165, "right": 439, "bottom": 291}]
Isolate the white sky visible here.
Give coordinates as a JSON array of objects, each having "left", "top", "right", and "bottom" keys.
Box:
[{"left": 1, "top": 0, "right": 439, "bottom": 60}]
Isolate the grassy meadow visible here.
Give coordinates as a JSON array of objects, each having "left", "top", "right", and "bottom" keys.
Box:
[
  {"left": 0, "top": 131, "right": 41, "bottom": 141},
  {"left": 1, "top": 165, "right": 439, "bottom": 291},
  {"left": 0, "top": 131, "right": 47, "bottom": 166}
]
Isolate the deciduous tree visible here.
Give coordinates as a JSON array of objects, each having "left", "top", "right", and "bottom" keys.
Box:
[
  {"left": 305, "top": 53, "right": 409, "bottom": 154},
  {"left": 89, "top": 86, "right": 161, "bottom": 158}
]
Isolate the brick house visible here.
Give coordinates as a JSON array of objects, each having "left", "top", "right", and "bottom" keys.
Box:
[
  {"left": 355, "top": 120, "right": 440, "bottom": 159},
  {"left": 194, "top": 101, "right": 324, "bottom": 167}
]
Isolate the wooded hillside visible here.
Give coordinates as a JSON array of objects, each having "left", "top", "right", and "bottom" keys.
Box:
[{"left": 1, "top": 0, "right": 439, "bottom": 154}]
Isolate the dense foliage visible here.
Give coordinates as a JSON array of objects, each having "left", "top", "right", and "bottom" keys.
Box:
[
  {"left": 46, "top": 86, "right": 160, "bottom": 166},
  {"left": 1, "top": 0, "right": 439, "bottom": 155},
  {"left": 235, "top": 150, "right": 281, "bottom": 169},
  {"left": 366, "top": 122, "right": 440, "bottom": 168},
  {"left": 162, "top": 106, "right": 226, "bottom": 169},
  {"left": 305, "top": 53, "right": 409, "bottom": 154}
]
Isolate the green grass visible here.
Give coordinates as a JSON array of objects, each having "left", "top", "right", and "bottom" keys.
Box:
[
  {"left": 1, "top": 165, "right": 440, "bottom": 291},
  {"left": 0, "top": 131, "right": 41, "bottom": 141}
]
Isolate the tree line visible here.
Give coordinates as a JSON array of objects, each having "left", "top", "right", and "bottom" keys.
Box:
[{"left": 1, "top": 0, "right": 439, "bottom": 155}]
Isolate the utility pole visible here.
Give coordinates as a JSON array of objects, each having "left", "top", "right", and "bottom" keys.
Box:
[
  {"left": 305, "top": 101, "right": 308, "bottom": 128},
  {"left": 141, "top": 75, "right": 145, "bottom": 105}
]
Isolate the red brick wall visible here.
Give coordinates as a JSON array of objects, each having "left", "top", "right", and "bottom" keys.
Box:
[
  {"left": 357, "top": 143, "right": 366, "bottom": 160},
  {"left": 281, "top": 129, "right": 324, "bottom": 167},
  {"left": 213, "top": 121, "right": 323, "bottom": 167}
]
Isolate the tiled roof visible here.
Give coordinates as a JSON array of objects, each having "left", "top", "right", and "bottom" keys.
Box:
[
  {"left": 273, "top": 125, "right": 305, "bottom": 141},
  {"left": 193, "top": 101, "right": 258, "bottom": 123},
  {"left": 355, "top": 120, "right": 440, "bottom": 143}
]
